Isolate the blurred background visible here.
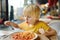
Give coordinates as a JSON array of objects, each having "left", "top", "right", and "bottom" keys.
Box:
[{"left": 0, "top": 0, "right": 60, "bottom": 40}]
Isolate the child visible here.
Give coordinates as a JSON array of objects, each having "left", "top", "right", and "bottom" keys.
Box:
[{"left": 4, "top": 4, "right": 57, "bottom": 40}]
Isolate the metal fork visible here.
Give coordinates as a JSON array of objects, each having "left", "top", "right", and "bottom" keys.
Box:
[{"left": 0, "top": 35, "right": 9, "bottom": 39}]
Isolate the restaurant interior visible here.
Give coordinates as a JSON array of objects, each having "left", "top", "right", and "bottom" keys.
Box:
[{"left": 0, "top": 0, "right": 60, "bottom": 40}]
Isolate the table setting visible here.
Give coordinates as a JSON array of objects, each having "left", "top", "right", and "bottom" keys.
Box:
[
  {"left": 0, "top": 28, "right": 25, "bottom": 40},
  {"left": 0, "top": 31, "right": 38, "bottom": 40}
]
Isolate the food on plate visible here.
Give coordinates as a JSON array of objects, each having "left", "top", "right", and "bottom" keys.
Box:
[{"left": 11, "top": 31, "right": 37, "bottom": 40}]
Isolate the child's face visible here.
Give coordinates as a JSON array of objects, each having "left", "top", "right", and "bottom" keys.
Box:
[{"left": 24, "top": 16, "right": 38, "bottom": 24}]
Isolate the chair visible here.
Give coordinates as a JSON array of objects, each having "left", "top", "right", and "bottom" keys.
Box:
[
  {"left": 49, "top": 20, "right": 60, "bottom": 40},
  {"left": 49, "top": 20, "right": 60, "bottom": 33}
]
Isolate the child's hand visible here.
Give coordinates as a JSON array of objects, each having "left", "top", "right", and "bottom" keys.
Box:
[
  {"left": 39, "top": 28, "right": 45, "bottom": 34},
  {"left": 4, "top": 21, "right": 11, "bottom": 26}
]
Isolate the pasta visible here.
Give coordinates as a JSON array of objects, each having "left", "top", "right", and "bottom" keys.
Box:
[{"left": 11, "top": 32, "right": 36, "bottom": 40}]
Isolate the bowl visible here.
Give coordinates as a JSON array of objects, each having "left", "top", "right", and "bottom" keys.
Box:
[{"left": 10, "top": 31, "right": 38, "bottom": 40}]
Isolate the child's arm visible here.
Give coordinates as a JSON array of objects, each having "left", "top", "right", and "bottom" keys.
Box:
[
  {"left": 44, "top": 28, "right": 57, "bottom": 36},
  {"left": 4, "top": 21, "right": 19, "bottom": 28},
  {"left": 10, "top": 22, "right": 19, "bottom": 28},
  {"left": 38, "top": 21, "right": 57, "bottom": 36}
]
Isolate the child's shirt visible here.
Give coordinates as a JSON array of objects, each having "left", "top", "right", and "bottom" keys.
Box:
[{"left": 18, "top": 21, "right": 50, "bottom": 33}]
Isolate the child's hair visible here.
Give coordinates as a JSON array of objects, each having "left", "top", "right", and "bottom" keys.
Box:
[{"left": 23, "top": 4, "right": 40, "bottom": 18}]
